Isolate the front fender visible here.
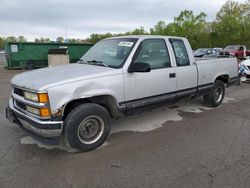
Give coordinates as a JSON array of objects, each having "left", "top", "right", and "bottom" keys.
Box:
[{"left": 47, "top": 75, "right": 124, "bottom": 114}]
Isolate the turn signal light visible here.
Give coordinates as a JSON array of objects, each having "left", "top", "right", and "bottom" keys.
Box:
[
  {"left": 40, "top": 108, "right": 51, "bottom": 117},
  {"left": 38, "top": 93, "right": 49, "bottom": 103}
]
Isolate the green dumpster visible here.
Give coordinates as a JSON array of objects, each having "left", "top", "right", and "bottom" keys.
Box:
[{"left": 5, "top": 42, "right": 93, "bottom": 69}]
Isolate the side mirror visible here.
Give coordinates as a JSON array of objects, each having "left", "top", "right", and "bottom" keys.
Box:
[{"left": 128, "top": 62, "right": 151, "bottom": 73}]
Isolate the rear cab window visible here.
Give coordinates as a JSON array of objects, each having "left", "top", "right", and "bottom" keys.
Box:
[{"left": 169, "top": 39, "right": 190, "bottom": 66}]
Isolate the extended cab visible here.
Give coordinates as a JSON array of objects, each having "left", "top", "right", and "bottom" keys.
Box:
[{"left": 6, "top": 36, "right": 238, "bottom": 151}]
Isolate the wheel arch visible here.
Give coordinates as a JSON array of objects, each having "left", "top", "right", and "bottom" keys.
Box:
[
  {"left": 62, "top": 95, "right": 123, "bottom": 120},
  {"left": 214, "top": 74, "right": 229, "bottom": 84}
]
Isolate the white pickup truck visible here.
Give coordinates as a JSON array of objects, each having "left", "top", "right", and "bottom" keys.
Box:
[{"left": 6, "top": 35, "right": 238, "bottom": 151}]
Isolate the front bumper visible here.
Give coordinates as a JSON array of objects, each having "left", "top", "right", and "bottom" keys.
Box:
[
  {"left": 6, "top": 98, "right": 63, "bottom": 143},
  {"left": 244, "top": 71, "right": 250, "bottom": 81}
]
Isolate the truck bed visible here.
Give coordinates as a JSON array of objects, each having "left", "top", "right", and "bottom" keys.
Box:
[{"left": 196, "top": 57, "right": 238, "bottom": 86}]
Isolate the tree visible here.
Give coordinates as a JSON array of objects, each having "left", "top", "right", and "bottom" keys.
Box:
[
  {"left": 128, "top": 26, "right": 148, "bottom": 35},
  {"left": 0, "top": 37, "right": 4, "bottom": 50},
  {"left": 17, "top": 36, "right": 27, "bottom": 42},
  {"left": 150, "top": 21, "right": 167, "bottom": 35},
  {"left": 212, "top": 0, "right": 250, "bottom": 47},
  {"left": 170, "top": 10, "right": 207, "bottom": 49},
  {"left": 56, "top": 37, "right": 64, "bottom": 43},
  {"left": 34, "top": 37, "right": 51, "bottom": 43},
  {"left": 43, "top": 38, "right": 51, "bottom": 43},
  {"left": 83, "top": 1, "right": 249, "bottom": 49},
  {"left": 86, "top": 33, "right": 113, "bottom": 44},
  {"left": 6, "top": 36, "right": 17, "bottom": 42},
  {"left": 149, "top": 11, "right": 208, "bottom": 49},
  {"left": 67, "top": 38, "right": 77, "bottom": 43}
]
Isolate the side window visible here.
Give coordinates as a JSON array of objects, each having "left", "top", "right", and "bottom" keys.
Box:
[
  {"left": 134, "top": 39, "right": 171, "bottom": 69},
  {"left": 170, "top": 39, "right": 190, "bottom": 66}
]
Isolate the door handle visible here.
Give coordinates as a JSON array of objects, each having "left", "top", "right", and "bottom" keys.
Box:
[{"left": 169, "top": 73, "right": 176, "bottom": 78}]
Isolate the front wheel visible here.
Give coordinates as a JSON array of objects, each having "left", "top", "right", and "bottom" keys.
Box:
[
  {"left": 203, "top": 80, "right": 225, "bottom": 107},
  {"left": 64, "top": 103, "right": 111, "bottom": 152}
]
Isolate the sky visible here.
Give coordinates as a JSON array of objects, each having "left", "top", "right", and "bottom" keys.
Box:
[{"left": 0, "top": 0, "right": 246, "bottom": 41}]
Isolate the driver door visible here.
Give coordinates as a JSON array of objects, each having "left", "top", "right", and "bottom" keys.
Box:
[{"left": 123, "top": 39, "right": 177, "bottom": 106}]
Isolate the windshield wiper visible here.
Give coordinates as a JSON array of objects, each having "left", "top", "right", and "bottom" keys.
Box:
[
  {"left": 87, "top": 60, "right": 110, "bottom": 67},
  {"left": 77, "top": 59, "right": 88, "bottom": 64}
]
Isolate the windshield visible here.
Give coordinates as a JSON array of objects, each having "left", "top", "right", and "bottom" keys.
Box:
[
  {"left": 79, "top": 38, "right": 138, "bottom": 68},
  {"left": 224, "top": 45, "right": 240, "bottom": 51}
]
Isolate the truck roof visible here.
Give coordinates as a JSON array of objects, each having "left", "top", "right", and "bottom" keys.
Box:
[{"left": 106, "top": 35, "right": 186, "bottom": 40}]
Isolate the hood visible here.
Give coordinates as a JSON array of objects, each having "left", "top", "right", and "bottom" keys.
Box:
[
  {"left": 11, "top": 63, "right": 122, "bottom": 91},
  {"left": 241, "top": 59, "right": 250, "bottom": 66}
]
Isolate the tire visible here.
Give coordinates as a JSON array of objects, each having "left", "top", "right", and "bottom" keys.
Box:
[
  {"left": 64, "top": 103, "right": 111, "bottom": 152},
  {"left": 237, "top": 77, "right": 241, "bottom": 85},
  {"left": 203, "top": 80, "right": 225, "bottom": 107},
  {"left": 203, "top": 95, "right": 210, "bottom": 105}
]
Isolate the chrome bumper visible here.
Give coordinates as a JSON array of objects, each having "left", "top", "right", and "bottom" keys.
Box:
[{"left": 7, "top": 98, "right": 63, "bottom": 138}]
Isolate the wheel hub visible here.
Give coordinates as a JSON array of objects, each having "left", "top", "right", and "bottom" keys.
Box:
[
  {"left": 77, "top": 116, "right": 104, "bottom": 144},
  {"left": 214, "top": 86, "right": 223, "bottom": 103}
]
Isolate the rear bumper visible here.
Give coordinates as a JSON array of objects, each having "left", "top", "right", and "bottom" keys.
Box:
[{"left": 6, "top": 98, "right": 63, "bottom": 140}]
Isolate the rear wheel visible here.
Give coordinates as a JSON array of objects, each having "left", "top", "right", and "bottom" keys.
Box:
[
  {"left": 64, "top": 103, "right": 111, "bottom": 152},
  {"left": 203, "top": 80, "right": 225, "bottom": 107}
]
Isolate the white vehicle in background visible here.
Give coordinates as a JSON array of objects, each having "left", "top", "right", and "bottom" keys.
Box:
[
  {"left": 239, "top": 58, "right": 250, "bottom": 82},
  {"left": 6, "top": 35, "right": 238, "bottom": 152}
]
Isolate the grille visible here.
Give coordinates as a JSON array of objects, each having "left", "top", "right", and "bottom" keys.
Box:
[
  {"left": 15, "top": 100, "right": 26, "bottom": 111},
  {"left": 14, "top": 87, "right": 24, "bottom": 97}
]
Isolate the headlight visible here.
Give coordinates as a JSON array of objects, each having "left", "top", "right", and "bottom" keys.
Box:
[
  {"left": 26, "top": 106, "right": 51, "bottom": 117},
  {"left": 24, "top": 91, "right": 49, "bottom": 103},
  {"left": 26, "top": 106, "right": 40, "bottom": 115},
  {"left": 24, "top": 91, "right": 38, "bottom": 101}
]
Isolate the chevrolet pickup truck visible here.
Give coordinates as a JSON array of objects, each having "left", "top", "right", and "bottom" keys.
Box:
[{"left": 6, "top": 36, "right": 238, "bottom": 152}]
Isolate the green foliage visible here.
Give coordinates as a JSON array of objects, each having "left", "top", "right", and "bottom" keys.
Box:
[
  {"left": 67, "top": 38, "right": 89, "bottom": 43},
  {"left": 17, "top": 36, "right": 27, "bottom": 42},
  {"left": 0, "top": 36, "right": 27, "bottom": 50},
  {"left": 0, "top": 37, "right": 4, "bottom": 50},
  {"left": 150, "top": 21, "right": 167, "bottom": 35},
  {"left": 172, "top": 10, "right": 208, "bottom": 49},
  {"left": 149, "top": 11, "right": 208, "bottom": 49},
  {"left": 56, "top": 37, "right": 64, "bottom": 43},
  {"left": 126, "top": 26, "right": 148, "bottom": 35},
  {"left": 212, "top": 0, "right": 250, "bottom": 47},
  {"left": 85, "top": 27, "right": 148, "bottom": 44},
  {"left": 86, "top": 33, "right": 113, "bottom": 44},
  {"left": 34, "top": 37, "right": 51, "bottom": 43},
  {"left": 5, "top": 36, "right": 17, "bottom": 42},
  {"left": 84, "top": 0, "right": 249, "bottom": 49}
]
